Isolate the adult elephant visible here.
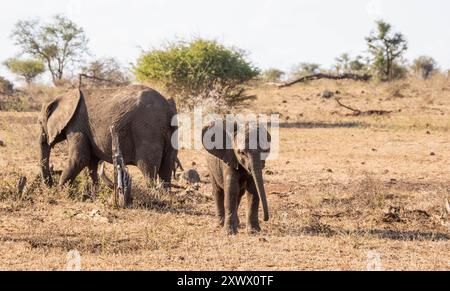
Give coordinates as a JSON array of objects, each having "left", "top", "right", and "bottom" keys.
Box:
[{"left": 39, "top": 85, "right": 178, "bottom": 189}]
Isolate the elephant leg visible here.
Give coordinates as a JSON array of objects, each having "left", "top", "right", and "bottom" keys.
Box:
[
  {"left": 224, "top": 171, "right": 239, "bottom": 235},
  {"left": 212, "top": 178, "right": 225, "bottom": 227},
  {"left": 135, "top": 142, "right": 162, "bottom": 186},
  {"left": 85, "top": 157, "right": 100, "bottom": 199},
  {"left": 158, "top": 149, "right": 175, "bottom": 186},
  {"left": 87, "top": 157, "right": 100, "bottom": 185},
  {"left": 236, "top": 189, "right": 246, "bottom": 227},
  {"left": 59, "top": 133, "right": 91, "bottom": 186},
  {"left": 246, "top": 180, "right": 261, "bottom": 233}
]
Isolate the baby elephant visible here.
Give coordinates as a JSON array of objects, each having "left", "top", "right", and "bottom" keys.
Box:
[{"left": 202, "top": 120, "right": 271, "bottom": 234}]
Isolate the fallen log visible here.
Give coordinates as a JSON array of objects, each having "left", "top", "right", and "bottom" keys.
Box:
[
  {"left": 335, "top": 98, "right": 392, "bottom": 116},
  {"left": 278, "top": 73, "right": 371, "bottom": 88}
]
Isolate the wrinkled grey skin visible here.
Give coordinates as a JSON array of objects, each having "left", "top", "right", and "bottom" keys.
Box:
[
  {"left": 202, "top": 120, "right": 271, "bottom": 235},
  {"left": 39, "top": 85, "right": 178, "bottom": 188}
]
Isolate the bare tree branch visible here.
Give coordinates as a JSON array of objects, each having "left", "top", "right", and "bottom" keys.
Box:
[
  {"left": 278, "top": 73, "right": 371, "bottom": 88},
  {"left": 335, "top": 98, "right": 392, "bottom": 116}
]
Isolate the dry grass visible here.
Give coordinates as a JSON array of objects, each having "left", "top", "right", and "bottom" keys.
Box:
[{"left": 0, "top": 76, "right": 449, "bottom": 270}]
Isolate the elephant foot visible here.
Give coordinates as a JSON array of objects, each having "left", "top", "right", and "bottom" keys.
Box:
[
  {"left": 247, "top": 223, "right": 261, "bottom": 234},
  {"left": 225, "top": 225, "right": 238, "bottom": 235},
  {"left": 224, "top": 219, "right": 238, "bottom": 235},
  {"left": 217, "top": 217, "right": 225, "bottom": 228}
]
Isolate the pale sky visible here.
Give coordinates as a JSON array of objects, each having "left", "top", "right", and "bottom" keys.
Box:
[{"left": 1, "top": 0, "right": 449, "bottom": 84}]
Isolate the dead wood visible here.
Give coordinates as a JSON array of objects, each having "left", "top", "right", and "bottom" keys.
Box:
[
  {"left": 279, "top": 73, "right": 371, "bottom": 88},
  {"left": 78, "top": 73, "right": 128, "bottom": 88},
  {"left": 335, "top": 98, "right": 392, "bottom": 116}
]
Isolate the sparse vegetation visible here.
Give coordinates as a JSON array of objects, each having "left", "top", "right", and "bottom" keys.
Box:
[
  {"left": 412, "top": 56, "right": 438, "bottom": 79},
  {"left": 290, "top": 62, "right": 321, "bottom": 79},
  {"left": 81, "top": 57, "right": 130, "bottom": 87},
  {"left": 366, "top": 20, "right": 408, "bottom": 81},
  {"left": 1, "top": 76, "right": 449, "bottom": 270},
  {"left": 3, "top": 58, "right": 46, "bottom": 84},
  {"left": 0, "top": 76, "right": 14, "bottom": 95},
  {"left": 134, "top": 39, "right": 259, "bottom": 110},
  {"left": 261, "top": 68, "right": 285, "bottom": 82},
  {"left": 10, "top": 15, "right": 89, "bottom": 85},
  {"left": 1, "top": 10, "right": 449, "bottom": 271},
  {"left": 334, "top": 53, "right": 368, "bottom": 75}
]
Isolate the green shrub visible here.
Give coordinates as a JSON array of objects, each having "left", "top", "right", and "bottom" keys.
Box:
[
  {"left": 3, "top": 58, "right": 45, "bottom": 84},
  {"left": 290, "top": 63, "right": 321, "bottom": 79},
  {"left": 366, "top": 20, "right": 408, "bottom": 81},
  {"left": 334, "top": 53, "right": 368, "bottom": 75},
  {"left": 133, "top": 39, "right": 259, "bottom": 110},
  {"left": 412, "top": 56, "right": 438, "bottom": 79},
  {"left": 261, "top": 68, "right": 285, "bottom": 82},
  {"left": 0, "top": 76, "right": 14, "bottom": 94}
]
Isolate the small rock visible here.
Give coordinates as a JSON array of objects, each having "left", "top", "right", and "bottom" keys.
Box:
[
  {"left": 430, "top": 152, "right": 436, "bottom": 156},
  {"left": 282, "top": 100, "right": 287, "bottom": 104},
  {"left": 265, "top": 170, "right": 274, "bottom": 175},
  {"left": 89, "top": 209, "right": 109, "bottom": 223},
  {"left": 322, "top": 90, "right": 334, "bottom": 99},
  {"left": 0, "top": 140, "right": 5, "bottom": 147},
  {"left": 372, "top": 148, "right": 377, "bottom": 152},
  {"left": 183, "top": 169, "right": 201, "bottom": 184},
  {"left": 90, "top": 209, "right": 101, "bottom": 218},
  {"left": 191, "top": 161, "right": 197, "bottom": 166},
  {"left": 335, "top": 90, "right": 341, "bottom": 95},
  {"left": 285, "top": 161, "right": 290, "bottom": 165},
  {"left": 326, "top": 169, "right": 333, "bottom": 173}
]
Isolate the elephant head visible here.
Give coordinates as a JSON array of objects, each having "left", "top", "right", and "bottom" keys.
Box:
[
  {"left": 38, "top": 90, "right": 81, "bottom": 186},
  {"left": 202, "top": 119, "right": 271, "bottom": 221}
]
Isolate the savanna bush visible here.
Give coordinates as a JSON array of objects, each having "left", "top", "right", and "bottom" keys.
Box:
[
  {"left": 290, "top": 62, "right": 321, "bottom": 79},
  {"left": 133, "top": 39, "right": 259, "bottom": 110},
  {"left": 0, "top": 76, "right": 14, "bottom": 95},
  {"left": 261, "top": 68, "right": 285, "bottom": 82},
  {"left": 411, "top": 56, "right": 438, "bottom": 80}
]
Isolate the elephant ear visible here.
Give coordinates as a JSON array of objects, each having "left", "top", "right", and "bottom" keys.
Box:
[
  {"left": 45, "top": 90, "right": 81, "bottom": 144},
  {"left": 202, "top": 120, "right": 239, "bottom": 170}
]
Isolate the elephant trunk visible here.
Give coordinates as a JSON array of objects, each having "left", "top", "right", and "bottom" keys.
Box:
[
  {"left": 39, "top": 129, "right": 53, "bottom": 187},
  {"left": 250, "top": 154, "right": 269, "bottom": 221}
]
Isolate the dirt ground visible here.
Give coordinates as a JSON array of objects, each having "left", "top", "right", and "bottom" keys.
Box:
[{"left": 0, "top": 77, "right": 449, "bottom": 270}]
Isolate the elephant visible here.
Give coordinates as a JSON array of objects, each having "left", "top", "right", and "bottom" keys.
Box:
[
  {"left": 202, "top": 119, "right": 271, "bottom": 234},
  {"left": 38, "top": 85, "right": 178, "bottom": 196}
]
